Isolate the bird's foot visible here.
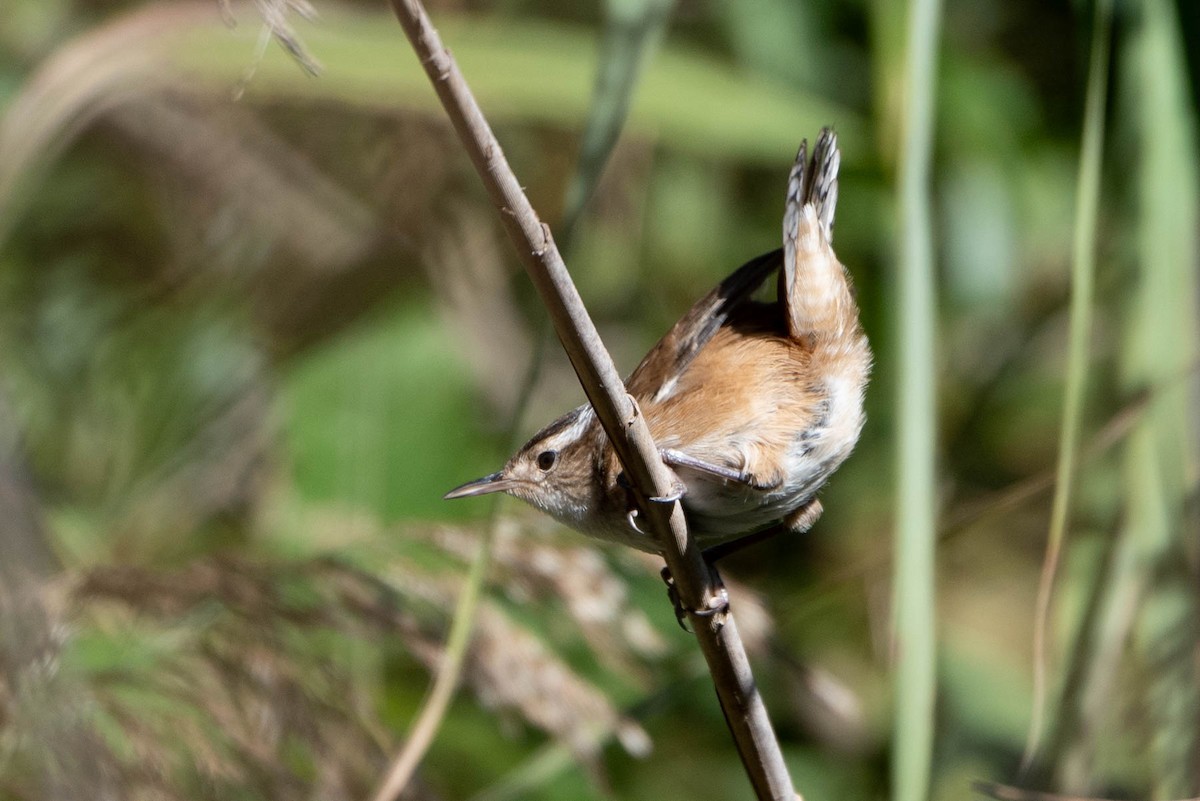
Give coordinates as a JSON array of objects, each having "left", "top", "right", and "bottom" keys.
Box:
[
  {"left": 659, "top": 566, "right": 729, "bottom": 632},
  {"left": 649, "top": 480, "right": 687, "bottom": 504}
]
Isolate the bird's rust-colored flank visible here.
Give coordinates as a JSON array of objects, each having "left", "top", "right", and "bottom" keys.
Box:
[{"left": 445, "top": 128, "right": 872, "bottom": 555}]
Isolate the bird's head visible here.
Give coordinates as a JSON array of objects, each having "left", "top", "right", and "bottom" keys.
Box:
[{"left": 444, "top": 405, "right": 603, "bottom": 531}]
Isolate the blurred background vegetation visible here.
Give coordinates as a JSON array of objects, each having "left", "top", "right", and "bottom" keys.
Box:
[{"left": 0, "top": 0, "right": 1197, "bottom": 800}]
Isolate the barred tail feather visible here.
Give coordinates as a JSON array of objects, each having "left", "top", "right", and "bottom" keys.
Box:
[{"left": 780, "top": 128, "right": 854, "bottom": 344}]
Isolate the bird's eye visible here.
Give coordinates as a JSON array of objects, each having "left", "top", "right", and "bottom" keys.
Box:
[{"left": 536, "top": 450, "right": 558, "bottom": 471}]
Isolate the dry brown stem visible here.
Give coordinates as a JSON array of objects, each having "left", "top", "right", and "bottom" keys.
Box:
[{"left": 376, "top": 1, "right": 797, "bottom": 799}]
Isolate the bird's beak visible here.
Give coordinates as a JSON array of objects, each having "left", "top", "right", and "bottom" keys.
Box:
[{"left": 443, "top": 471, "right": 517, "bottom": 500}]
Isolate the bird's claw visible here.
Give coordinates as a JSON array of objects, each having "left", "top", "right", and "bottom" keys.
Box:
[
  {"left": 649, "top": 481, "right": 687, "bottom": 504},
  {"left": 659, "top": 566, "right": 729, "bottom": 632},
  {"left": 660, "top": 567, "right": 688, "bottom": 631}
]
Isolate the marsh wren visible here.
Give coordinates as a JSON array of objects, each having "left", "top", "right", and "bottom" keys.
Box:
[{"left": 446, "top": 129, "right": 870, "bottom": 557}]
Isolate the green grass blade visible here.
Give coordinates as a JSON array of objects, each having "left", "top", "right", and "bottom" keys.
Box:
[
  {"left": 1121, "top": 0, "right": 1200, "bottom": 794},
  {"left": 1021, "top": 0, "right": 1114, "bottom": 773},
  {"left": 892, "top": 0, "right": 943, "bottom": 797},
  {"left": 559, "top": 0, "right": 674, "bottom": 246}
]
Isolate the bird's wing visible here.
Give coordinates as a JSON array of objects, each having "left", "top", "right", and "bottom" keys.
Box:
[{"left": 625, "top": 247, "right": 781, "bottom": 401}]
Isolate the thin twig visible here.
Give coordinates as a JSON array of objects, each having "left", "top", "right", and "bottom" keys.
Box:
[
  {"left": 368, "top": 521, "right": 494, "bottom": 801},
  {"left": 379, "top": 2, "right": 796, "bottom": 800}
]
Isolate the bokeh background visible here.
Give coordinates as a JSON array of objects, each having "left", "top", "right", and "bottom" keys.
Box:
[{"left": 0, "top": 0, "right": 1197, "bottom": 799}]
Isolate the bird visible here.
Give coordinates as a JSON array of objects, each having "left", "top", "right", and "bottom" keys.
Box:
[{"left": 445, "top": 128, "right": 870, "bottom": 559}]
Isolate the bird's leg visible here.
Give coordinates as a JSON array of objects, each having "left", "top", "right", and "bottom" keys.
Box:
[
  {"left": 660, "top": 448, "right": 783, "bottom": 491},
  {"left": 617, "top": 467, "right": 686, "bottom": 507},
  {"left": 659, "top": 564, "right": 730, "bottom": 632},
  {"left": 701, "top": 498, "right": 824, "bottom": 563},
  {"left": 662, "top": 499, "right": 820, "bottom": 628},
  {"left": 660, "top": 566, "right": 687, "bottom": 630}
]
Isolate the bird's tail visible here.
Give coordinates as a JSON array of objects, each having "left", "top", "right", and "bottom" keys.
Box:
[{"left": 779, "top": 128, "right": 857, "bottom": 345}]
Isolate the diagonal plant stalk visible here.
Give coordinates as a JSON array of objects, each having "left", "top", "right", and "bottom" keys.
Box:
[
  {"left": 559, "top": 0, "right": 675, "bottom": 246},
  {"left": 1020, "top": 0, "right": 1114, "bottom": 774},
  {"left": 382, "top": 1, "right": 797, "bottom": 799},
  {"left": 368, "top": 5, "right": 673, "bottom": 798}
]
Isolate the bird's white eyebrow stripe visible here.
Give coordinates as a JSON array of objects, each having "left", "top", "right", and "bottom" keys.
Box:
[
  {"left": 551, "top": 406, "right": 594, "bottom": 447},
  {"left": 522, "top": 404, "right": 595, "bottom": 452}
]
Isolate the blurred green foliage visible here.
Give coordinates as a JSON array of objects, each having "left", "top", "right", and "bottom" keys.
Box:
[{"left": 0, "top": 1, "right": 1197, "bottom": 800}]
